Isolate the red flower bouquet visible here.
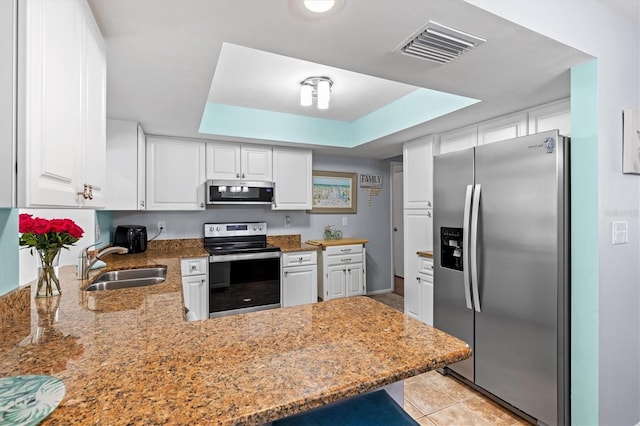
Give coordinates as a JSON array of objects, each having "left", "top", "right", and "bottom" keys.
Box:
[{"left": 19, "top": 214, "right": 84, "bottom": 297}]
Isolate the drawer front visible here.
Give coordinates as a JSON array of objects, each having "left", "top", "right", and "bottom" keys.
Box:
[
  {"left": 181, "top": 257, "right": 208, "bottom": 276},
  {"left": 325, "top": 244, "right": 363, "bottom": 256},
  {"left": 325, "top": 253, "right": 364, "bottom": 266},
  {"left": 282, "top": 251, "right": 317, "bottom": 267},
  {"left": 418, "top": 258, "right": 434, "bottom": 276}
]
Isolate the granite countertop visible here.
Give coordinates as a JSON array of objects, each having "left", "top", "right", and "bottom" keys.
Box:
[
  {"left": 417, "top": 251, "right": 433, "bottom": 258},
  {"left": 305, "top": 238, "right": 369, "bottom": 248},
  {"left": 267, "top": 235, "right": 319, "bottom": 253},
  {"left": 0, "top": 241, "right": 470, "bottom": 425}
]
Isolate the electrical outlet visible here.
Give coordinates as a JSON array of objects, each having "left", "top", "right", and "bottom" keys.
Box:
[{"left": 157, "top": 221, "right": 166, "bottom": 233}]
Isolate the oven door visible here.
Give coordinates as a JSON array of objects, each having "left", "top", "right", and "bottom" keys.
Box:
[{"left": 209, "top": 251, "right": 281, "bottom": 318}]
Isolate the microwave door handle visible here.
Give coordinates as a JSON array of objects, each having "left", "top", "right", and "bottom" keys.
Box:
[
  {"left": 462, "top": 185, "right": 473, "bottom": 311},
  {"left": 470, "top": 184, "right": 481, "bottom": 312}
]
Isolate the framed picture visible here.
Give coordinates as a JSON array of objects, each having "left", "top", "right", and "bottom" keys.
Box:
[
  {"left": 311, "top": 171, "right": 357, "bottom": 214},
  {"left": 623, "top": 109, "right": 640, "bottom": 174}
]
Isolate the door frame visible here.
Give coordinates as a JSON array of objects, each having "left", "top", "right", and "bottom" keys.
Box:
[{"left": 389, "top": 160, "right": 403, "bottom": 292}]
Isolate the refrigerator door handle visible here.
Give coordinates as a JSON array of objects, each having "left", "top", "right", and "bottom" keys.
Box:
[
  {"left": 471, "top": 183, "right": 482, "bottom": 312},
  {"left": 463, "top": 185, "right": 474, "bottom": 310}
]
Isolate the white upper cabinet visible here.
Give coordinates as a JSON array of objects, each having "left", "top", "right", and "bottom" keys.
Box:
[
  {"left": 477, "top": 112, "right": 528, "bottom": 146},
  {"left": 206, "top": 142, "right": 272, "bottom": 181},
  {"left": 146, "top": 137, "right": 206, "bottom": 210},
  {"left": 403, "top": 136, "right": 433, "bottom": 210},
  {"left": 106, "top": 119, "right": 146, "bottom": 210},
  {"left": 528, "top": 98, "right": 571, "bottom": 136},
  {"left": 17, "top": 0, "right": 106, "bottom": 208},
  {"left": 437, "top": 125, "right": 477, "bottom": 155},
  {"left": 272, "top": 147, "right": 312, "bottom": 210}
]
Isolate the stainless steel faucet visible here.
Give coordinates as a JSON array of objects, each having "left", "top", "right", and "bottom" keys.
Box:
[{"left": 78, "top": 244, "right": 128, "bottom": 279}]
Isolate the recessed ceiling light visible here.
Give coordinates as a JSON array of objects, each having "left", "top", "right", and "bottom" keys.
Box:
[{"left": 303, "top": 0, "right": 335, "bottom": 13}]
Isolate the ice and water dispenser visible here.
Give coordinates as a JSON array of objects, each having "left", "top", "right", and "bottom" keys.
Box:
[{"left": 440, "top": 227, "right": 463, "bottom": 271}]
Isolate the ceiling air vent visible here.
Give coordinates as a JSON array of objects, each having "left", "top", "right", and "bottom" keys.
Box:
[{"left": 396, "top": 21, "right": 486, "bottom": 64}]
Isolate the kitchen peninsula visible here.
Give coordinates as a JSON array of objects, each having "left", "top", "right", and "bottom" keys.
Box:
[{"left": 0, "top": 246, "right": 471, "bottom": 425}]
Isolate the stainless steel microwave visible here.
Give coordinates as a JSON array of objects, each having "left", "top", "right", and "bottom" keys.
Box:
[{"left": 206, "top": 180, "right": 274, "bottom": 205}]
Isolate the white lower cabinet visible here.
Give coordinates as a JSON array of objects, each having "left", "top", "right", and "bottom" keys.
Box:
[
  {"left": 180, "top": 257, "right": 208, "bottom": 321},
  {"left": 318, "top": 244, "right": 366, "bottom": 301},
  {"left": 417, "top": 257, "right": 434, "bottom": 326},
  {"left": 282, "top": 251, "right": 318, "bottom": 307}
]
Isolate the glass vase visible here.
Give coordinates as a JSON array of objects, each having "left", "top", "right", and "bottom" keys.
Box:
[{"left": 36, "top": 248, "right": 61, "bottom": 298}]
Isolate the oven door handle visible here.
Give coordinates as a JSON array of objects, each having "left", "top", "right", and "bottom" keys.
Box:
[{"left": 209, "top": 251, "right": 281, "bottom": 263}]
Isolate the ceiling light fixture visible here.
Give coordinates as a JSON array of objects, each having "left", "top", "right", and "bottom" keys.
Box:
[
  {"left": 303, "top": 0, "right": 336, "bottom": 13},
  {"left": 300, "top": 76, "right": 333, "bottom": 109}
]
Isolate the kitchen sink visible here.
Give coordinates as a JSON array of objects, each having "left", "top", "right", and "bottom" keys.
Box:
[{"left": 84, "top": 266, "right": 167, "bottom": 292}]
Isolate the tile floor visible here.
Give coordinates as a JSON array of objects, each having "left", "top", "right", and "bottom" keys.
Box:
[{"left": 368, "top": 284, "right": 531, "bottom": 426}]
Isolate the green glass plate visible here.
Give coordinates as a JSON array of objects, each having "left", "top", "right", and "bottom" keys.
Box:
[{"left": 0, "top": 375, "right": 65, "bottom": 425}]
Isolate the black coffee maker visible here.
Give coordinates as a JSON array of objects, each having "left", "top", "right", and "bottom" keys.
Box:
[{"left": 113, "top": 225, "right": 147, "bottom": 253}]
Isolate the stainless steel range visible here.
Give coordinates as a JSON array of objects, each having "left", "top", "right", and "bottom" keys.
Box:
[{"left": 204, "top": 222, "right": 281, "bottom": 318}]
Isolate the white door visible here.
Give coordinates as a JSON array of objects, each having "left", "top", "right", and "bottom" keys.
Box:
[
  {"left": 241, "top": 146, "right": 272, "bottom": 181},
  {"left": 392, "top": 164, "right": 404, "bottom": 277}
]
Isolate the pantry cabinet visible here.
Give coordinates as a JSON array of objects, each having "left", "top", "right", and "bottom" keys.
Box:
[
  {"left": 146, "top": 136, "right": 206, "bottom": 210},
  {"left": 17, "top": 0, "right": 106, "bottom": 208},
  {"left": 403, "top": 136, "right": 433, "bottom": 210},
  {"left": 272, "top": 148, "right": 312, "bottom": 210},
  {"left": 106, "top": 119, "right": 146, "bottom": 210},
  {"left": 281, "top": 251, "right": 317, "bottom": 307},
  {"left": 206, "top": 142, "right": 272, "bottom": 182}
]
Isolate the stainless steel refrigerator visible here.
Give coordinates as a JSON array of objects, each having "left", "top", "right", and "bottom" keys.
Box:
[{"left": 433, "top": 129, "right": 569, "bottom": 426}]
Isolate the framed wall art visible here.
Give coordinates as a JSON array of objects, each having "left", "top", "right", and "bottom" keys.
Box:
[{"left": 310, "top": 171, "right": 357, "bottom": 214}]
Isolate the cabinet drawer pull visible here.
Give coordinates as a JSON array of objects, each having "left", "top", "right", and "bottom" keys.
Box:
[
  {"left": 243, "top": 298, "right": 252, "bottom": 302},
  {"left": 340, "top": 248, "right": 351, "bottom": 252},
  {"left": 341, "top": 258, "right": 352, "bottom": 262}
]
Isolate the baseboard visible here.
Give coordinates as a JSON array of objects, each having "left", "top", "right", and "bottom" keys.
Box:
[{"left": 366, "top": 289, "right": 394, "bottom": 295}]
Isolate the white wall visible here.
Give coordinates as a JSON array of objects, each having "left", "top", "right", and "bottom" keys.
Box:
[
  {"left": 467, "top": 1, "right": 640, "bottom": 424},
  {"left": 112, "top": 154, "right": 393, "bottom": 294},
  {"left": 19, "top": 209, "right": 98, "bottom": 285}
]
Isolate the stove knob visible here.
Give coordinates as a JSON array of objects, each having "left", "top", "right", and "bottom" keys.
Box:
[
  {"left": 258, "top": 224, "right": 263, "bottom": 231},
  {"left": 216, "top": 226, "right": 221, "bottom": 232}
]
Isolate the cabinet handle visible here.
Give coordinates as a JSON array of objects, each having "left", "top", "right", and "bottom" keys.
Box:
[
  {"left": 236, "top": 173, "right": 240, "bottom": 178},
  {"left": 140, "top": 200, "right": 145, "bottom": 207},
  {"left": 299, "top": 257, "right": 303, "bottom": 262},
  {"left": 427, "top": 211, "right": 432, "bottom": 218},
  {"left": 427, "top": 200, "right": 432, "bottom": 207},
  {"left": 200, "top": 202, "right": 204, "bottom": 208},
  {"left": 341, "top": 258, "right": 352, "bottom": 262},
  {"left": 416, "top": 277, "right": 420, "bottom": 281},
  {"left": 340, "top": 248, "right": 351, "bottom": 252},
  {"left": 77, "top": 184, "right": 94, "bottom": 200},
  {"left": 243, "top": 298, "right": 252, "bottom": 302},
  {"left": 241, "top": 173, "right": 245, "bottom": 179},
  {"left": 284, "top": 271, "right": 288, "bottom": 277}
]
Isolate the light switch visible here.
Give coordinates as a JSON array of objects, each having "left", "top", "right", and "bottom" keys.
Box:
[
  {"left": 342, "top": 217, "right": 348, "bottom": 226},
  {"left": 611, "top": 221, "right": 628, "bottom": 245}
]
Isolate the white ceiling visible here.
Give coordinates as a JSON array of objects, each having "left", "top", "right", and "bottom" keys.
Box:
[{"left": 88, "top": 0, "right": 605, "bottom": 159}]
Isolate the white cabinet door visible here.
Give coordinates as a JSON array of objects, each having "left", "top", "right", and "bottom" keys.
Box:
[
  {"left": 242, "top": 145, "right": 272, "bottom": 181},
  {"left": 206, "top": 142, "right": 241, "bottom": 180},
  {"left": 528, "top": 98, "right": 571, "bottom": 136},
  {"left": 106, "top": 119, "right": 146, "bottom": 210},
  {"left": 146, "top": 137, "right": 205, "bottom": 210},
  {"left": 79, "top": 1, "right": 106, "bottom": 208},
  {"left": 437, "top": 126, "right": 477, "bottom": 155},
  {"left": 346, "top": 263, "right": 365, "bottom": 297},
  {"left": 182, "top": 275, "right": 208, "bottom": 321},
  {"left": 19, "top": 0, "right": 83, "bottom": 207},
  {"left": 403, "top": 136, "right": 433, "bottom": 210},
  {"left": 326, "top": 264, "right": 346, "bottom": 300},
  {"left": 206, "top": 142, "right": 272, "bottom": 181},
  {"left": 272, "top": 148, "right": 312, "bottom": 210},
  {"left": 282, "top": 264, "right": 317, "bottom": 307},
  {"left": 405, "top": 274, "right": 421, "bottom": 320},
  {"left": 419, "top": 274, "right": 434, "bottom": 326},
  {"left": 477, "top": 112, "right": 527, "bottom": 146}
]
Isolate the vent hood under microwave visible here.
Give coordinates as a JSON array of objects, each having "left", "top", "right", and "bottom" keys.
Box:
[{"left": 206, "top": 180, "right": 274, "bottom": 205}]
